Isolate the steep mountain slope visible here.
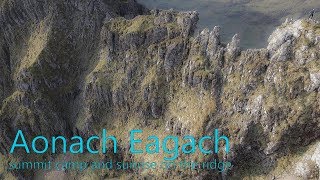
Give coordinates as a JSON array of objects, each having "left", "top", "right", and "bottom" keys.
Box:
[
  {"left": 0, "top": 0, "right": 147, "bottom": 178},
  {"left": 0, "top": 0, "right": 319, "bottom": 179}
]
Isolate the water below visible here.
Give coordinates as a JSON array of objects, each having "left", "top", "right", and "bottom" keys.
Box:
[{"left": 137, "top": 0, "right": 319, "bottom": 49}]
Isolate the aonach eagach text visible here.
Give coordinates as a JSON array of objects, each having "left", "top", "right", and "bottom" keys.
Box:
[{"left": 9, "top": 129, "right": 230, "bottom": 161}]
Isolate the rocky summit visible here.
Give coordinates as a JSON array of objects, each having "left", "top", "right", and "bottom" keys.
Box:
[{"left": 0, "top": 0, "right": 319, "bottom": 179}]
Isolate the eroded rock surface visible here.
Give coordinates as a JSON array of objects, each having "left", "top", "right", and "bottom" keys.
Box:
[{"left": 0, "top": 1, "right": 319, "bottom": 179}]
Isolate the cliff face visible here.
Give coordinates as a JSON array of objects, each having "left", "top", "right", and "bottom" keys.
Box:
[{"left": 0, "top": 1, "right": 319, "bottom": 179}]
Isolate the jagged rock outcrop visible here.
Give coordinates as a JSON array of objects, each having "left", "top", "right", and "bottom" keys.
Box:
[{"left": 0, "top": 1, "right": 319, "bottom": 179}]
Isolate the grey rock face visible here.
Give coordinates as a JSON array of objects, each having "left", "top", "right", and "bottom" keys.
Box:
[
  {"left": 0, "top": 1, "right": 320, "bottom": 179},
  {"left": 309, "top": 73, "right": 320, "bottom": 91},
  {"left": 267, "top": 20, "right": 302, "bottom": 61},
  {"left": 226, "top": 34, "right": 241, "bottom": 61}
]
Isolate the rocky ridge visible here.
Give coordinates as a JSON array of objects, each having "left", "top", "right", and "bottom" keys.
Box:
[{"left": 0, "top": 0, "right": 319, "bottom": 179}]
